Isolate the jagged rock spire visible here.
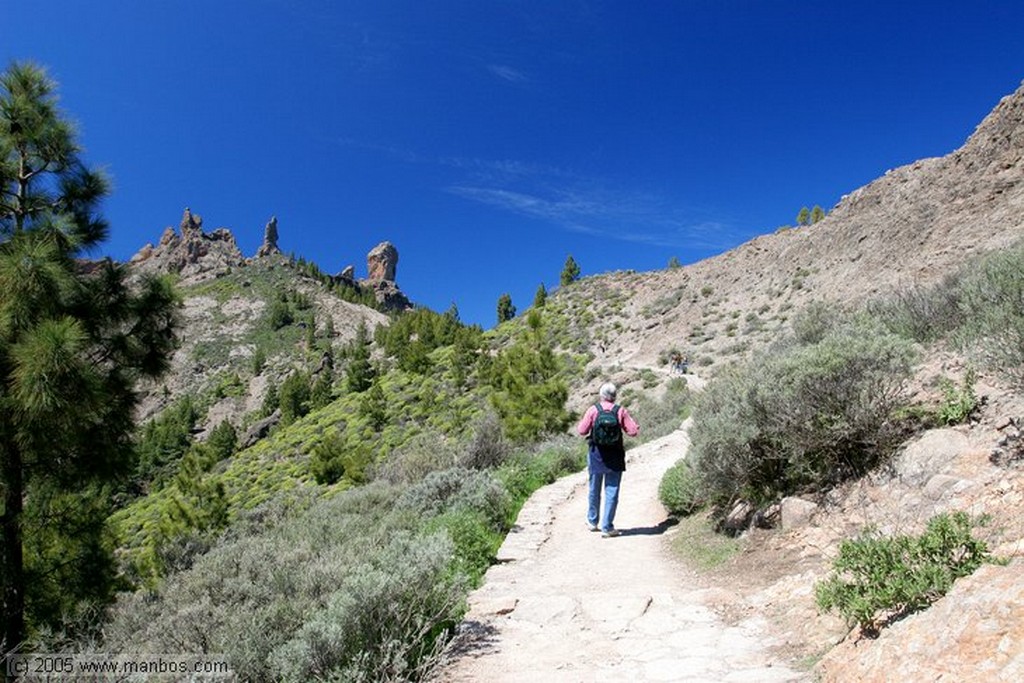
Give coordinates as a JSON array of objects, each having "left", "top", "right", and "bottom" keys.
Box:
[{"left": 255, "top": 215, "right": 282, "bottom": 258}]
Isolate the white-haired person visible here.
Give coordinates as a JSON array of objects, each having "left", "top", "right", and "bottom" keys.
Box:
[{"left": 576, "top": 382, "right": 639, "bottom": 537}]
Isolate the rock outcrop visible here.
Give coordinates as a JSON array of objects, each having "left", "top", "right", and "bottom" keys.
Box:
[
  {"left": 255, "top": 216, "right": 281, "bottom": 258},
  {"left": 130, "top": 208, "right": 245, "bottom": 282},
  {"left": 366, "top": 241, "right": 398, "bottom": 281},
  {"left": 361, "top": 241, "right": 410, "bottom": 312}
]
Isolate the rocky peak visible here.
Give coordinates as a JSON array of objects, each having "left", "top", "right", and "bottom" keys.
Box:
[
  {"left": 255, "top": 216, "right": 282, "bottom": 258},
  {"left": 366, "top": 241, "right": 398, "bottom": 281},
  {"left": 180, "top": 207, "right": 203, "bottom": 240},
  {"left": 130, "top": 208, "right": 245, "bottom": 282}
]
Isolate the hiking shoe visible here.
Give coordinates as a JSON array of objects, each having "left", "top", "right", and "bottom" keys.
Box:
[
  {"left": 587, "top": 523, "right": 599, "bottom": 532},
  {"left": 601, "top": 529, "right": 621, "bottom": 538}
]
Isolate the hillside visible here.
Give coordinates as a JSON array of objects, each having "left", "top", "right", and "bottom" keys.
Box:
[
  {"left": 89, "top": 81, "right": 1024, "bottom": 680},
  {"left": 547, "top": 82, "right": 1024, "bottom": 404},
  {"left": 126, "top": 209, "right": 409, "bottom": 428},
  {"left": 454, "top": 83, "right": 1024, "bottom": 680}
]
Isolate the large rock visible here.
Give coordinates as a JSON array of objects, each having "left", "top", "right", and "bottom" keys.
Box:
[
  {"left": 817, "top": 562, "right": 1024, "bottom": 681},
  {"left": 367, "top": 241, "right": 398, "bottom": 281},
  {"left": 254, "top": 215, "right": 281, "bottom": 257}
]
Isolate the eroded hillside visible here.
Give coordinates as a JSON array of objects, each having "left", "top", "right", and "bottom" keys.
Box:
[{"left": 550, "top": 82, "right": 1024, "bottom": 398}]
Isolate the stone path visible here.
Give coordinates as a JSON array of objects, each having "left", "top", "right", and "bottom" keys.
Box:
[{"left": 435, "top": 420, "right": 808, "bottom": 682}]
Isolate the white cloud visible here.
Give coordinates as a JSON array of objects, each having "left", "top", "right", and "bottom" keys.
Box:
[
  {"left": 487, "top": 64, "right": 529, "bottom": 83},
  {"left": 446, "top": 172, "right": 746, "bottom": 253}
]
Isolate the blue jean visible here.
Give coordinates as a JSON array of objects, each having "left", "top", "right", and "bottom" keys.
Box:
[{"left": 588, "top": 469, "right": 622, "bottom": 531}]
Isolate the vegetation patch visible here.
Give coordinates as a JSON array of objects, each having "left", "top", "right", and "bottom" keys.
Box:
[
  {"left": 815, "top": 512, "right": 995, "bottom": 636},
  {"left": 668, "top": 512, "right": 741, "bottom": 571}
]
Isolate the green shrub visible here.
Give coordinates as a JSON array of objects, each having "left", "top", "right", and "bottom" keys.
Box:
[
  {"left": 867, "top": 274, "right": 963, "bottom": 343},
  {"left": 937, "top": 369, "right": 978, "bottom": 425},
  {"left": 426, "top": 509, "right": 502, "bottom": 583},
  {"left": 270, "top": 532, "right": 465, "bottom": 682},
  {"left": 497, "top": 435, "right": 584, "bottom": 514},
  {"left": 815, "top": 512, "right": 992, "bottom": 635},
  {"left": 459, "top": 410, "right": 510, "bottom": 471},
  {"left": 689, "top": 312, "right": 916, "bottom": 514},
  {"left": 395, "top": 468, "right": 511, "bottom": 531},
  {"left": 658, "top": 458, "right": 703, "bottom": 516},
  {"left": 372, "top": 431, "right": 459, "bottom": 484},
  {"left": 626, "top": 378, "right": 691, "bottom": 443},
  {"left": 956, "top": 242, "right": 1024, "bottom": 388}
]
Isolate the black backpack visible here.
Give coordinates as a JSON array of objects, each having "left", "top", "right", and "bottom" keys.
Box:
[{"left": 592, "top": 403, "right": 622, "bottom": 447}]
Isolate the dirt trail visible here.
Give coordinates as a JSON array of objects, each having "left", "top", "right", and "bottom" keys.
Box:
[{"left": 436, "top": 417, "right": 807, "bottom": 682}]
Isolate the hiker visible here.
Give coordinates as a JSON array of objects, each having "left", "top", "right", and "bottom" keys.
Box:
[
  {"left": 669, "top": 351, "right": 685, "bottom": 375},
  {"left": 577, "top": 382, "right": 639, "bottom": 537}
]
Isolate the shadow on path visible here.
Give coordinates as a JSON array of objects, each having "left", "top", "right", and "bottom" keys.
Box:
[{"left": 618, "top": 517, "right": 679, "bottom": 537}]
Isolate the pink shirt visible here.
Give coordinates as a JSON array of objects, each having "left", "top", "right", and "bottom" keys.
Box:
[{"left": 577, "top": 400, "right": 640, "bottom": 438}]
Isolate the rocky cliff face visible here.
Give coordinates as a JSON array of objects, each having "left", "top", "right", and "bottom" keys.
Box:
[
  {"left": 130, "top": 208, "right": 246, "bottom": 282},
  {"left": 366, "top": 240, "right": 398, "bottom": 281}
]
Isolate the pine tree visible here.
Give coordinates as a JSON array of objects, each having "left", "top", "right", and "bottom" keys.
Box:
[
  {"left": 810, "top": 205, "right": 825, "bottom": 224},
  {"left": 0, "top": 62, "right": 178, "bottom": 645},
  {"left": 346, "top": 322, "right": 375, "bottom": 393},
  {"left": 533, "top": 283, "right": 547, "bottom": 308},
  {"left": 560, "top": 255, "right": 581, "bottom": 286},
  {"left": 278, "top": 371, "right": 311, "bottom": 426},
  {"left": 496, "top": 293, "right": 516, "bottom": 324},
  {"left": 486, "top": 311, "right": 571, "bottom": 441},
  {"left": 796, "top": 206, "right": 811, "bottom": 226}
]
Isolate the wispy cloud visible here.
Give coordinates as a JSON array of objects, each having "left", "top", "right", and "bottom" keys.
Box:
[
  {"left": 445, "top": 168, "right": 749, "bottom": 254},
  {"left": 324, "top": 131, "right": 744, "bottom": 254},
  {"left": 487, "top": 64, "right": 529, "bottom": 83}
]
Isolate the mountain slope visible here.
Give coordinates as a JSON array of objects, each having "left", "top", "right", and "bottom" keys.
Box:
[{"left": 549, "top": 82, "right": 1024, "bottom": 391}]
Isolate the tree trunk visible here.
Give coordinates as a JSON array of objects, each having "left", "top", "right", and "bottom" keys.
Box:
[{"left": 0, "top": 435, "right": 25, "bottom": 658}]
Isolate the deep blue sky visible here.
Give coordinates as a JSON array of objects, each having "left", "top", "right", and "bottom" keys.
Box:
[{"left": 5, "top": 1, "right": 1024, "bottom": 327}]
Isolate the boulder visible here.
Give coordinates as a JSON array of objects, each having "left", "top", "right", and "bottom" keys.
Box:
[
  {"left": 780, "top": 496, "right": 818, "bottom": 529},
  {"left": 241, "top": 409, "right": 281, "bottom": 449}
]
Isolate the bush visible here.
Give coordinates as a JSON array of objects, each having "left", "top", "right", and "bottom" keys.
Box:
[
  {"left": 372, "top": 431, "right": 459, "bottom": 484},
  {"left": 956, "top": 242, "right": 1024, "bottom": 388},
  {"left": 497, "top": 435, "right": 585, "bottom": 512},
  {"left": 815, "top": 512, "right": 992, "bottom": 635},
  {"left": 658, "top": 458, "right": 703, "bottom": 516},
  {"left": 270, "top": 533, "right": 465, "bottom": 683},
  {"left": 626, "top": 377, "right": 691, "bottom": 443},
  {"left": 688, "top": 312, "right": 916, "bottom": 514},
  {"left": 459, "top": 410, "right": 510, "bottom": 471},
  {"left": 395, "top": 468, "right": 511, "bottom": 531},
  {"left": 867, "top": 274, "right": 964, "bottom": 343},
  {"left": 425, "top": 509, "right": 503, "bottom": 583},
  {"left": 937, "top": 369, "right": 978, "bottom": 425}
]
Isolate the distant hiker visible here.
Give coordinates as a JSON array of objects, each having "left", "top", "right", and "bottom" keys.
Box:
[
  {"left": 577, "top": 382, "right": 640, "bottom": 537},
  {"left": 669, "top": 351, "right": 687, "bottom": 375}
]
